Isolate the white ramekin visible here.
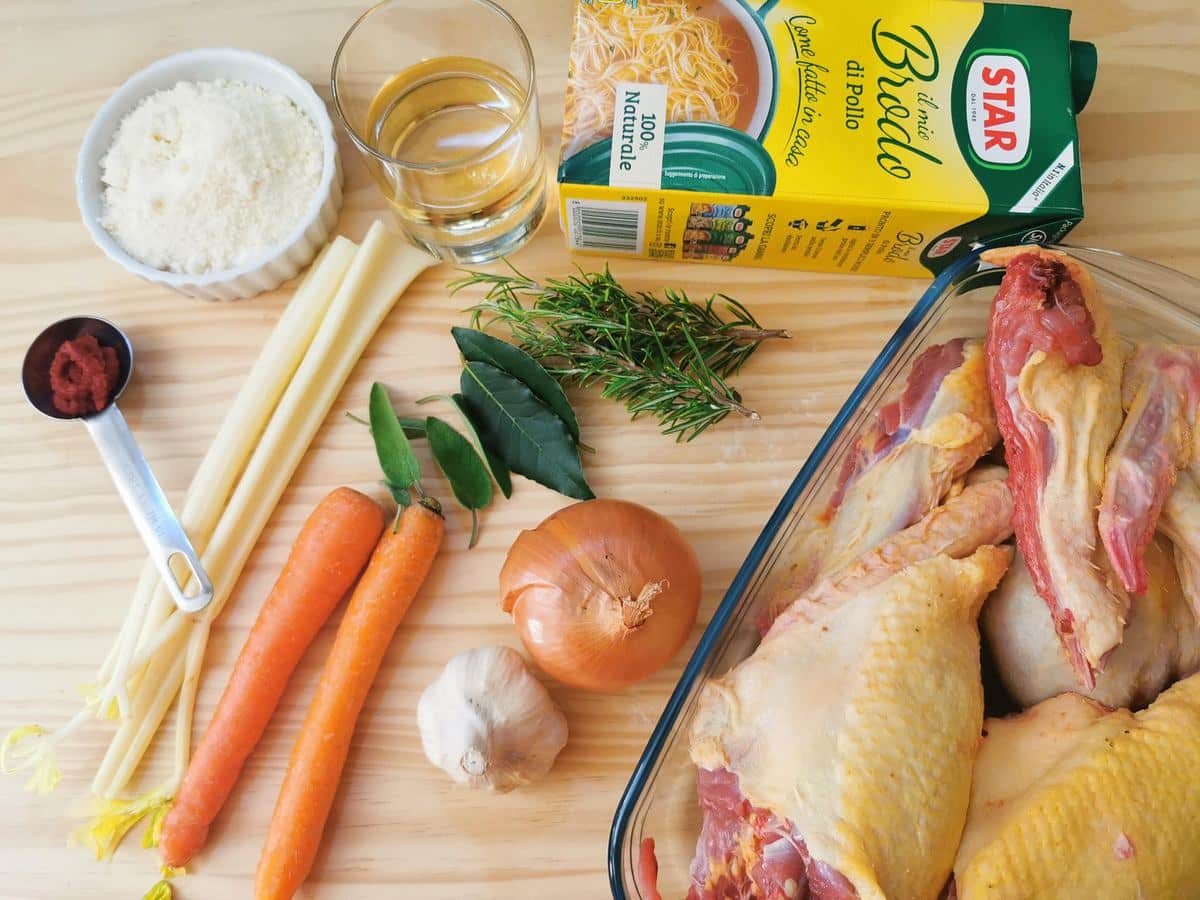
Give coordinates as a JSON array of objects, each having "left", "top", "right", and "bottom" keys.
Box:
[{"left": 76, "top": 48, "right": 343, "bottom": 301}]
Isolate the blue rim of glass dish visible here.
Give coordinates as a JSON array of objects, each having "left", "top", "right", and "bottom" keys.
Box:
[{"left": 606, "top": 246, "right": 988, "bottom": 899}]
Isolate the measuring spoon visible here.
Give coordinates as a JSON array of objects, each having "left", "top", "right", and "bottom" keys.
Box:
[{"left": 21, "top": 316, "right": 213, "bottom": 614}]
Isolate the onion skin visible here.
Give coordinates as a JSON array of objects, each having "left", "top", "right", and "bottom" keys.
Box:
[{"left": 500, "top": 499, "right": 702, "bottom": 692}]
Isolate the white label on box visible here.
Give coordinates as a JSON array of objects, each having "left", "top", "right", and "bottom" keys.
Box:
[
  {"left": 608, "top": 81, "right": 668, "bottom": 189},
  {"left": 1010, "top": 142, "right": 1077, "bottom": 213}
]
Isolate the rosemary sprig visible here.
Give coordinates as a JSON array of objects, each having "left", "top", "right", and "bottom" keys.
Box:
[{"left": 451, "top": 265, "right": 788, "bottom": 441}]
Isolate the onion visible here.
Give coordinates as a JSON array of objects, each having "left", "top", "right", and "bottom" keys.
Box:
[{"left": 500, "top": 499, "right": 702, "bottom": 692}]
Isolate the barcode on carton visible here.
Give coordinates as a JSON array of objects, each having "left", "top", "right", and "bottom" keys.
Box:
[{"left": 566, "top": 199, "right": 645, "bottom": 254}]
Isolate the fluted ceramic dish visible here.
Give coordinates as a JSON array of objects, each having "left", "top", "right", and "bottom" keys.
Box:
[
  {"left": 609, "top": 244, "right": 1200, "bottom": 899},
  {"left": 76, "top": 48, "right": 343, "bottom": 301}
]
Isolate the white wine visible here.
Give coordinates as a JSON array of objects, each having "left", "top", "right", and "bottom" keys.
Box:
[{"left": 363, "top": 56, "right": 545, "bottom": 260}]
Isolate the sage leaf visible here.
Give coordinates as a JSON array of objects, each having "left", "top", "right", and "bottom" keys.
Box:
[
  {"left": 348, "top": 409, "right": 426, "bottom": 440},
  {"left": 448, "top": 393, "right": 512, "bottom": 498},
  {"left": 369, "top": 382, "right": 421, "bottom": 491},
  {"left": 386, "top": 481, "right": 412, "bottom": 507},
  {"left": 425, "top": 416, "right": 493, "bottom": 548},
  {"left": 398, "top": 417, "right": 428, "bottom": 439},
  {"left": 452, "top": 326, "right": 582, "bottom": 443},
  {"left": 460, "top": 361, "right": 594, "bottom": 501}
]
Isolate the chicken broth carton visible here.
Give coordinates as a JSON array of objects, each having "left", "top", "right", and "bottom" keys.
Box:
[{"left": 556, "top": 0, "right": 1097, "bottom": 277}]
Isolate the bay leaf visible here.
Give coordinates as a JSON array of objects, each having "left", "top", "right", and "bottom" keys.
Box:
[
  {"left": 452, "top": 326, "right": 581, "bottom": 443},
  {"left": 460, "top": 361, "right": 594, "bottom": 500}
]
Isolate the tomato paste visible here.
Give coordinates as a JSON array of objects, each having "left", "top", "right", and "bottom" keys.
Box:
[{"left": 49, "top": 334, "right": 120, "bottom": 416}]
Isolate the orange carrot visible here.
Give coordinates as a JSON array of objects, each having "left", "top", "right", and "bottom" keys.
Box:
[
  {"left": 160, "top": 487, "right": 385, "bottom": 868},
  {"left": 254, "top": 498, "right": 445, "bottom": 900}
]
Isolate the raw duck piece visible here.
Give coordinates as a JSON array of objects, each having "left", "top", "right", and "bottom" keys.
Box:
[
  {"left": 1099, "top": 344, "right": 1200, "bottom": 595},
  {"left": 820, "top": 338, "right": 998, "bottom": 577},
  {"left": 773, "top": 479, "right": 1014, "bottom": 630},
  {"left": 1161, "top": 467, "right": 1200, "bottom": 615},
  {"left": 688, "top": 547, "right": 1011, "bottom": 900},
  {"left": 760, "top": 340, "right": 998, "bottom": 629},
  {"left": 952, "top": 671, "right": 1200, "bottom": 899},
  {"left": 962, "top": 463, "right": 1008, "bottom": 487},
  {"left": 983, "top": 246, "right": 1127, "bottom": 686},
  {"left": 765, "top": 522, "right": 831, "bottom": 626},
  {"left": 983, "top": 535, "right": 1200, "bottom": 710}
]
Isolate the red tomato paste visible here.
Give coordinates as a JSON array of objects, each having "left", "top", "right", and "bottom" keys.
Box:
[{"left": 49, "top": 334, "right": 120, "bottom": 416}]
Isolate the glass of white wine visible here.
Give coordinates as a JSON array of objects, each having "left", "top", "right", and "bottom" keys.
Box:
[{"left": 332, "top": 0, "right": 546, "bottom": 262}]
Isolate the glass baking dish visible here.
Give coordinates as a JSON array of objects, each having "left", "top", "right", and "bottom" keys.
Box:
[{"left": 608, "top": 244, "right": 1200, "bottom": 899}]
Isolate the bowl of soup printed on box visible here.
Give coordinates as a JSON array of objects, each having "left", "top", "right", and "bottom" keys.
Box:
[{"left": 560, "top": 0, "right": 777, "bottom": 162}]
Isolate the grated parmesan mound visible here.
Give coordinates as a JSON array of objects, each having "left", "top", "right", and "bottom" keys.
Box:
[{"left": 99, "top": 79, "right": 323, "bottom": 275}]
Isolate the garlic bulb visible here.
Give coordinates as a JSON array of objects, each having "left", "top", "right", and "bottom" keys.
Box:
[{"left": 417, "top": 646, "right": 568, "bottom": 792}]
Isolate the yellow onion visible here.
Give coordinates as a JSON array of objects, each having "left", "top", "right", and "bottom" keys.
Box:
[{"left": 500, "top": 499, "right": 702, "bottom": 692}]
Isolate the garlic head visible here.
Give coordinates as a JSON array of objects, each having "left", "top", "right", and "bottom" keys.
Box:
[{"left": 417, "top": 646, "right": 568, "bottom": 792}]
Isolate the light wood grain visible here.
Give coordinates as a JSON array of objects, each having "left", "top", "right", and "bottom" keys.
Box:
[{"left": 1, "top": 1, "right": 1198, "bottom": 898}]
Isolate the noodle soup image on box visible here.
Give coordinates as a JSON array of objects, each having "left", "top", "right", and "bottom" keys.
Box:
[{"left": 557, "top": 0, "right": 1098, "bottom": 276}]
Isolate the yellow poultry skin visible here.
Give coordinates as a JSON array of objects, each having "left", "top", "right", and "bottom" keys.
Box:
[
  {"left": 820, "top": 339, "right": 998, "bottom": 577},
  {"left": 983, "top": 246, "right": 1128, "bottom": 677},
  {"left": 954, "top": 672, "right": 1200, "bottom": 898},
  {"left": 691, "top": 547, "right": 1011, "bottom": 900},
  {"left": 764, "top": 341, "right": 998, "bottom": 626}
]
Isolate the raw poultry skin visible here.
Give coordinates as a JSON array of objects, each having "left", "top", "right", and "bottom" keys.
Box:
[
  {"left": 761, "top": 340, "right": 998, "bottom": 629},
  {"left": 821, "top": 338, "right": 998, "bottom": 577},
  {"left": 983, "top": 246, "right": 1127, "bottom": 686},
  {"left": 1099, "top": 344, "right": 1200, "bottom": 595},
  {"left": 775, "top": 479, "right": 1014, "bottom": 628},
  {"left": 687, "top": 546, "right": 1011, "bottom": 900},
  {"left": 1161, "top": 467, "right": 1200, "bottom": 615},
  {"left": 1114, "top": 345, "right": 1200, "bottom": 615},
  {"left": 982, "top": 535, "right": 1200, "bottom": 710},
  {"left": 952, "top": 672, "right": 1200, "bottom": 899}
]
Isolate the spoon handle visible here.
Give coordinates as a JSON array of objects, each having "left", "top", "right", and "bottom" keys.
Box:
[{"left": 85, "top": 406, "right": 214, "bottom": 614}]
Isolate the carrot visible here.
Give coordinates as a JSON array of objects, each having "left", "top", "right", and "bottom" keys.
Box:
[
  {"left": 159, "top": 487, "right": 385, "bottom": 868},
  {"left": 254, "top": 498, "right": 445, "bottom": 900}
]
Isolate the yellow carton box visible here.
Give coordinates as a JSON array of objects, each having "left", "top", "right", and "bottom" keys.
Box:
[{"left": 557, "top": 0, "right": 1097, "bottom": 277}]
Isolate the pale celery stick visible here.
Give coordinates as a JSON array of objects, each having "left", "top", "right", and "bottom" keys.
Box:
[
  {"left": 123, "top": 609, "right": 189, "bottom": 688},
  {"left": 178, "top": 236, "right": 362, "bottom": 543},
  {"left": 90, "top": 640, "right": 182, "bottom": 796},
  {"left": 173, "top": 618, "right": 211, "bottom": 782},
  {"left": 96, "top": 238, "right": 359, "bottom": 716},
  {"left": 95, "top": 224, "right": 435, "bottom": 798},
  {"left": 128, "top": 238, "right": 359, "bottom": 653}
]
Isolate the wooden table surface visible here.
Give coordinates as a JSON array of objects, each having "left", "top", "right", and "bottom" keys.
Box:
[{"left": 1, "top": 1, "right": 1197, "bottom": 898}]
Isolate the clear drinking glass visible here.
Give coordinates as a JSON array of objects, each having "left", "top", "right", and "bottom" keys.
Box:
[{"left": 332, "top": 0, "right": 547, "bottom": 262}]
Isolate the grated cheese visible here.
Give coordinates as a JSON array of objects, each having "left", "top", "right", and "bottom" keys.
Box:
[{"left": 99, "top": 79, "right": 322, "bottom": 275}]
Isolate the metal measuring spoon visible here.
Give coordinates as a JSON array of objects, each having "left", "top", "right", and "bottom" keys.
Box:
[{"left": 21, "top": 316, "right": 213, "bottom": 614}]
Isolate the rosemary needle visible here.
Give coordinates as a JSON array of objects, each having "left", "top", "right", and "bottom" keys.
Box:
[{"left": 451, "top": 265, "right": 789, "bottom": 442}]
